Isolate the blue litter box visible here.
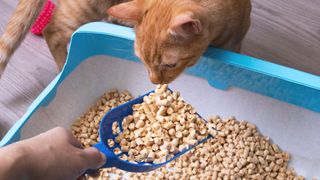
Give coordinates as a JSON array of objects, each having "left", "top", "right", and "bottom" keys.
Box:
[{"left": 0, "top": 22, "right": 319, "bottom": 178}]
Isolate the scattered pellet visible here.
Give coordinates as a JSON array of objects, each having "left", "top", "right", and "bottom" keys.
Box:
[{"left": 71, "top": 89, "right": 133, "bottom": 148}]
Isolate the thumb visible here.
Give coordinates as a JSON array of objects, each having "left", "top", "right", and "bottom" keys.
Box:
[{"left": 81, "top": 147, "right": 106, "bottom": 170}]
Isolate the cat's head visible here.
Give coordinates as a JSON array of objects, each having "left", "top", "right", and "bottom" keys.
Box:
[{"left": 108, "top": 0, "right": 209, "bottom": 84}]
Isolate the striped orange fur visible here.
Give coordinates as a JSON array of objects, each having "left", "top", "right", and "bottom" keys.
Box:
[
  {"left": 0, "top": 0, "right": 128, "bottom": 77},
  {"left": 0, "top": 0, "right": 251, "bottom": 85}
]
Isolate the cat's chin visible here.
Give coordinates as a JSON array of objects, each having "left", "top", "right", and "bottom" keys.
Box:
[
  {"left": 148, "top": 74, "right": 178, "bottom": 84},
  {"left": 156, "top": 78, "right": 178, "bottom": 85},
  {"left": 149, "top": 78, "right": 173, "bottom": 85}
]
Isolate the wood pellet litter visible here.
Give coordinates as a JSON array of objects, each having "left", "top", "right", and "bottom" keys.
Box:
[{"left": 72, "top": 87, "right": 314, "bottom": 180}]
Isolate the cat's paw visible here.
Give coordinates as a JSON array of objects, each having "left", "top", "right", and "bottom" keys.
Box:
[{"left": 106, "top": 16, "right": 134, "bottom": 27}]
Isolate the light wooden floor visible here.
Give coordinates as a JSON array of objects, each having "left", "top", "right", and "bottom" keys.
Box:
[{"left": 0, "top": 0, "right": 319, "bottom": 138}]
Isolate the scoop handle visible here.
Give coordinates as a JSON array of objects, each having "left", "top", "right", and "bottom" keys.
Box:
[{"left": 85, "top": 142, "right": 117, "bottom": 174}]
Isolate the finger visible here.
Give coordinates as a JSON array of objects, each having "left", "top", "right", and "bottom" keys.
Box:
[
  {"left": 68, "top": 135, "right": 83, "bottom": 149},
  {"left": 79, "top": 147, "right": 106, "bottom": 170},
  {"left": 48, "top": 127, "right": 83, "bottom": 148},
  {"left": 53, "top": 127, "right": 83, "bottom": 148}
]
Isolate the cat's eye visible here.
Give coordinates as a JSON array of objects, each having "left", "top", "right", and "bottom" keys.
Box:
[{"left": 162, "top": 63, "right": 177, "bottom": 69}]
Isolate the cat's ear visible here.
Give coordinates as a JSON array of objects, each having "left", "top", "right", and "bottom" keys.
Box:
[
  {"left": 168, "top": 12, "right": 202, "bottom": 41},
  {"left": 107, "top": 1, "right": 143, "bottom": 23}
]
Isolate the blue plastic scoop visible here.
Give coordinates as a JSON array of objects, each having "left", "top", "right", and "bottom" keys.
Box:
[{"left": 88, "top": 90, "right": 212, "bottom": 173}]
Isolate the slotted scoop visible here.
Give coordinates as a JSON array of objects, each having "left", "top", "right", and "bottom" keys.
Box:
[{"left": 88, "top": 90, "right": 212, "bottom": 173}]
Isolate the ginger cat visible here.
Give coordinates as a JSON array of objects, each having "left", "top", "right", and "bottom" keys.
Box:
[
  {"left": 108, "top": 0, "right": 251, "bottom": 84},
  {"left": 0, "top": 0, "right": 251, "bottom": 84}
]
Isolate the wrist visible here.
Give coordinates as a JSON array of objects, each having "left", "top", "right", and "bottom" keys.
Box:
[{"left": 0, "top": 142, "right": 35, "bottom": 179}]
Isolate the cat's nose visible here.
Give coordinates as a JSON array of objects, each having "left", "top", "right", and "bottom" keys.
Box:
[{"left": 149, "top": 72, "right": 163, "bottom": 84}]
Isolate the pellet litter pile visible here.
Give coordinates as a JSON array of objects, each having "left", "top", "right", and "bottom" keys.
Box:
[
  {"left": 71, "top": 86, "right": 314, "bottom": 180},
  {"left": 113, "top": 84, "right": 210, "bottom": 164}
]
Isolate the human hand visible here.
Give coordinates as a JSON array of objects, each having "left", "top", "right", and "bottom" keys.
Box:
[{"left": 0, "top": 127, "right": 106, "bottom": 180}]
